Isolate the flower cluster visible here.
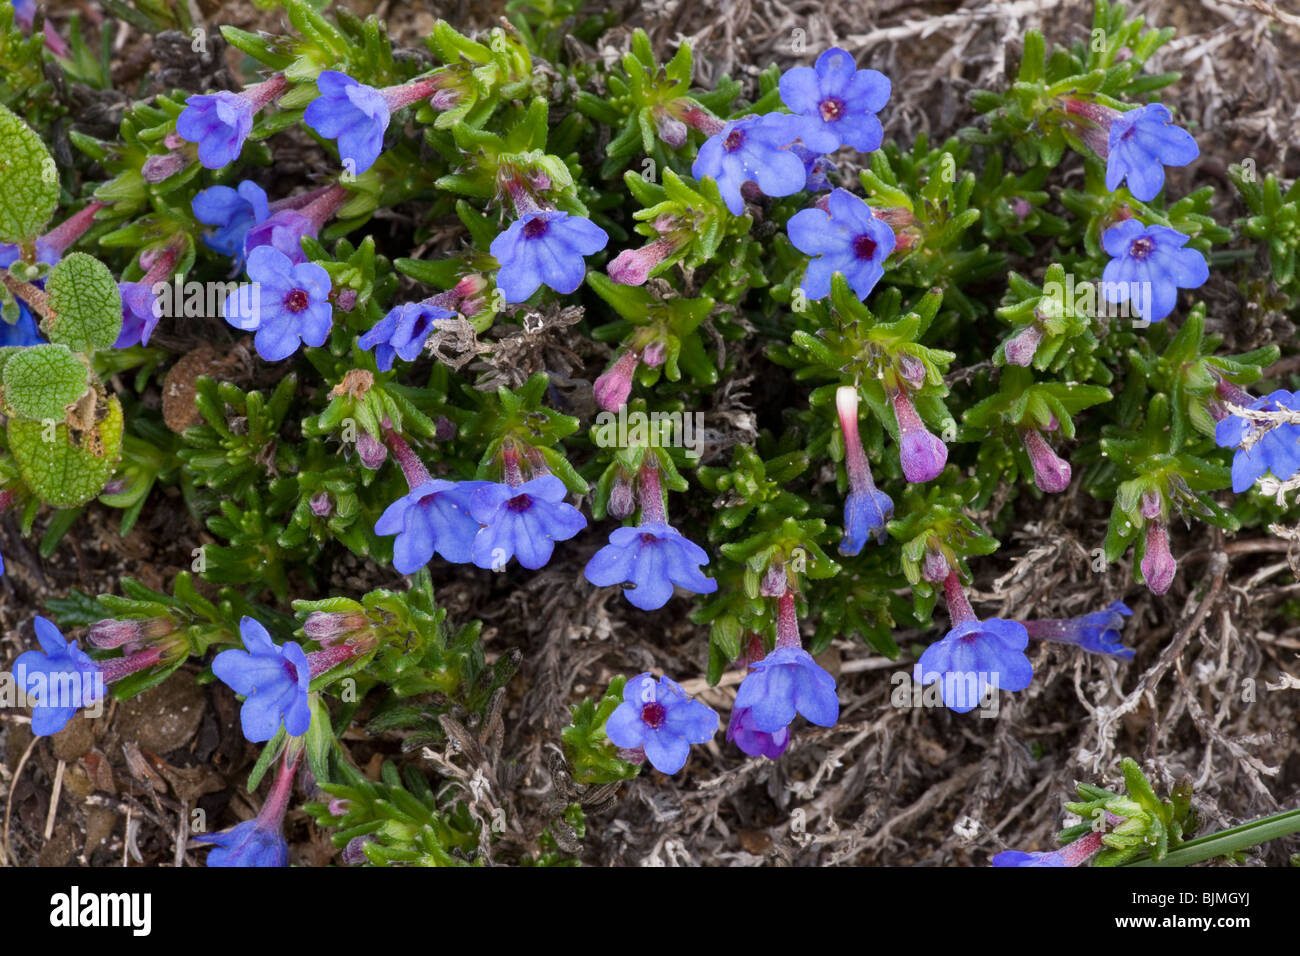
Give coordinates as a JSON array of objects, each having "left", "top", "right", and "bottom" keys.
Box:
[{"left": 375, "top": 435, "right": 586, "bottom": 573}]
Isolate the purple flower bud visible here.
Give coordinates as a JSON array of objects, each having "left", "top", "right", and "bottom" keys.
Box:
[
  {"left": 759, "top": 560, "right": 788, "bottom": 597},
  {"left": 1140, "top": 489, "right": 1162, "bottom": 520},
  {"left": 142, "top": 151, "right": 189, "bottom": 183},
  {"left": 434, "top": 416, "right": 458, "bottom": 441},
  {"left": 341, "top": 835, "right": 373, "bottom": 865},
  {"left": 87, "top": 616, "right": 174, "bottom": 650},
  {"left": 1021, "top": 428, "right": 1072, "bottom": 493},
  {"left": 890, "top": 388, "right": 946, "bottom": 483},
  {"left": 921, "top": 548, "right": 950, "bottom": 584},
  {"left": 310, "top": 491, "right": 333, "bottom": 517},
  {"left": 356, "top": 431, "right": 387, "bottom": 470},
  {"left": 897, "top": 353, "right": 926, "bottom": 389},
  {"left": 1004, "top": 325, "right": 1042, "bottom": 366},
  {"left": 653, "top": 107, "right": 688, "bottom": 148},
  {"left": 641, "top": 340, "right": 667, "bottom": 368},
  {"left": 303, "top": 611, "right": 369, "bottom": 643},
  {"left": 593, "top": 349, "right": 639, "bottom": 411},
  {"left": 607, "top": 238, "right": 677, "bottom": 286},
  {"left": 607, "top": 471, "right": 636, "bottom": 519},
  {"left": 1141, "top": 521, "right": 1176, "bottom": 595}
]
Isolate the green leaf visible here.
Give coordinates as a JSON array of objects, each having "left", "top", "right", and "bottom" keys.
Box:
[
  {"left": 1, "top": 344, "right": 90, "bottom": 421},
  {"left": 305, "top": 695, "right": 333, "bottom": 784},
  {"left": 0, "top": 103, "right": 59, "bottom": 242},
  {"left": 44, "top": 253, "right": 124, "bottom": 352},
  {"left": 7, "top": 396, "right": 124, "bottom": 508},
  {"left": 246, "top": 729, "right": 287, "bottom": 793}
]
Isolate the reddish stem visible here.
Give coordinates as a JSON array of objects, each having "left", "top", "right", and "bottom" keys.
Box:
[
  {"left": 383, "top": 430, "right": 432, "bottom": 489},
  {"left": 637, "top": 459, "right": 668, "bottom": 525},
  {"left": 942, "top": 571, "right": 978, "bottom": 626},
  {"left": 774, "top": 591, "right": 800, "bottom": 649}
]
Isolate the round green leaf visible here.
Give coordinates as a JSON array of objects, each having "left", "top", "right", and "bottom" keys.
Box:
[
  {"left": 7, "top": 396, "right": 124, "bottom": 508},
  {"left": 1, "top": 343, "right": 90, "bottom": 421},
  {"left": 45, "top": 252, "right": 124, "bottom": 351},
  {"left": 0, "top": 103, "right": 59, "bottom": 243}
]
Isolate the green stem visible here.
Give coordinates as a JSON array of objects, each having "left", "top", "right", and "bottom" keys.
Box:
[{"left": 1122, "top": 806, "right": 1300, "bottom": 867}]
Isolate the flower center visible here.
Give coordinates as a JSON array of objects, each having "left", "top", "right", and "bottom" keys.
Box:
[
  {"left": 723, "top": 128, "right": 746, "bottom": 152},
  {"left": 641, "top": 702, "right": 667, "bottom": 728},
  {"left": 505, "top": 494, "right": 533, "bottom": 513},
  {"left": 1128, "top": 237, "right": 1154, "bottom": 260},
  {"left": 282, "top": 658, "right": 300, "bottom": 683},
  {"left": 522, "top": 217, "right": 549, "bottom": 239},
  {"left": 284, "top": 289, "right": 310, "bottom": 313},
  {"left": 638, "top": 532, "right": 660, "bottom": 545},
  {"left": 819, "top": 97, "right": 846, "bottom": 122},
  {"left": 852, "top": 234, "right": 878, "bottom": 260}
]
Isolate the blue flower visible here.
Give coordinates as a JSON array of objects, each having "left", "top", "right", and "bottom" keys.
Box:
[
  {"left": 192, "top": 181, "right": 269, "bottom": 264},
  {"left": 913, "top": 618, "right": 1032, "bottom": 714},
  {"left": 1024, "top": 601, "right": 1135, "bottom": 660},
  {"left": 604, "top": 673, "right": 719, "bottom": 774},
  {"left": 726, "top": 706, "right": 790, "bottom": 759},
  {"left": 790, "top": 143, "right": 835, "bottom": 192},
  {"left": 1105, "top": 103, "right": 1198, "bottom": 202},
  {"left": 223, "top": 245, "right": 333, "bottom": 361},
  {"left": 733, "top": 646, "right": 839, "bottom": 734},
  {"left": 584, "top": 522, "right": 718, "bottom": 610},
  {"left": 11, "top": 0, "right": 35, "bottom": 27},
  {"left": 840, "top": 486, "right": 894, "bottom": 555},
  {"left": 1101, "top": 219, "right": 1208, "bottom": 324},
  {"left": 176, "top": 91, "right": 254, "bottom": 169},
  {"left": 779, "top": 47, "right": 890, "bottom": 152},
  {"left": 468, "top": 476, "right": 587, "bottom": 570},
  {"left": 243, "top": 209, "right": 315, "bottom": 265},
  {"left": 374, "top": 479, "right": 487, "bottom": 571},
  {"left": 113, "top": 281, "right": 160, "bottom": 348},
  {"left": 358, "top": 300, "right": 454, "bottom": 371},
  {"left": 13, "top": 616, "right": 105, "bottom": 736},
  {"left": 992, "top": 831, "right": 1105, "bottom": 867},
  {"left": 1215, "top": 390, "right": 1300, "bottom": 493},
  {"left": 787, "top": 188, "right": 895, "bottom": 300},
  {"left": 489, "top": 210, "right": 609, "bottom": 303},
  {"left": 1, "top": 305, "right": 43, "bottom": 346},
  {"left": 691, "top": 112, "right": 839, "bottom": 215},
  {"left": 0, "top": 243, "right": 55, "bottom": 346},
  {"left": 303, "top": 71, "right": 391, "bottom": 175},
  {"left": 211, "top": 617, "right": 311, "bottom": 742},
  {"left": 192, "top": 817, "right": 288, "bottom": 867},
  {"left": 991, "top": 849, "right": 1066, "bottom": 867}
]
